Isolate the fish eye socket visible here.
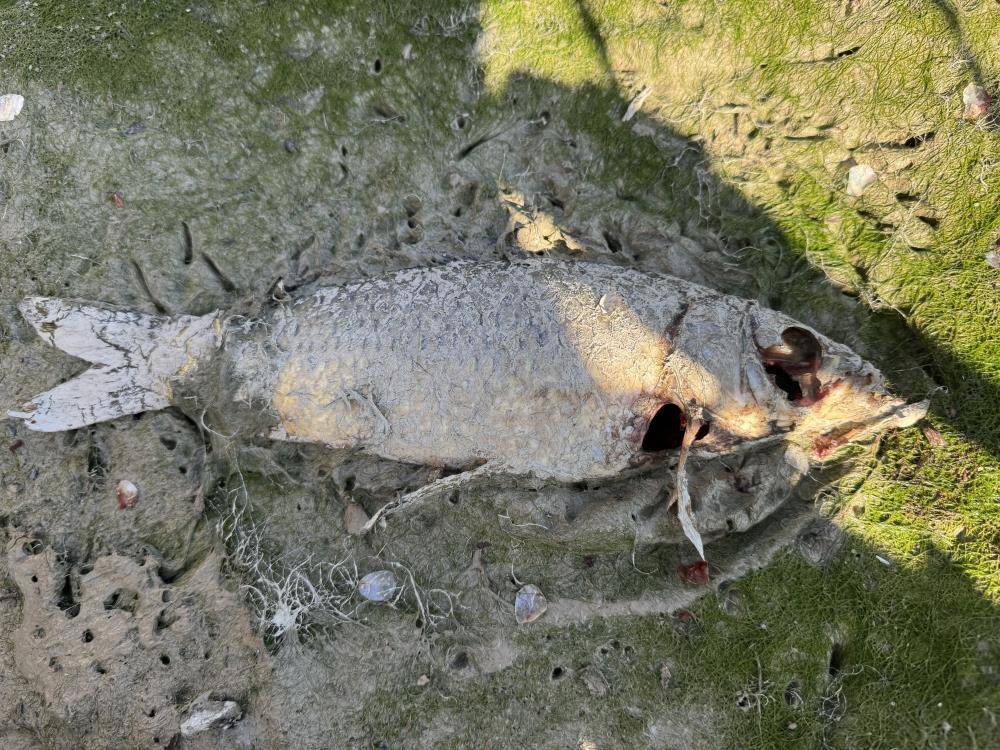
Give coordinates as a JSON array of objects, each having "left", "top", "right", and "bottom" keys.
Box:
[
  {"left": 760, "top": 326, "right": 822, "bottom": 403},
  {"left": 641, "top": 403, "right": 710, "bottom": 452}
]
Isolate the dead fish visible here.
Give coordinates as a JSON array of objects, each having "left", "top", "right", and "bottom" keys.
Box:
[{"left": 6, "top": 260, "right": 925, "bottom": 553}]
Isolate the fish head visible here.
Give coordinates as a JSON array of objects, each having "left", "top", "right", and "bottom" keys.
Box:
[
  {"left": 746, "top": 307, "right": 928, "bottom": 459},
  {"left": 632, "top": 302, "right": 927, "bottom": 464}
]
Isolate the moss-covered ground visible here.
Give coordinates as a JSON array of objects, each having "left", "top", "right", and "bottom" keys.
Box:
[{"left": 0, "top": 1, "right": 997, "bottom": 747}]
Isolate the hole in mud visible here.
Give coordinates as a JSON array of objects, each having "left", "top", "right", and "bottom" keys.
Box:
[
  {"left": 551, "top": 666, "right": 564, "bottom": 680},
  {"left": 82, "top": 629, "right": 94, "bottom": 643},
  {"left": 159, "top": 436, "right": 177, "bottom": 451},
  {"left": 372, "top": 58, "right": 382, "bottom": 74},
  {"left": 104, "top": 588, "right": 139, "bottom": 614},
  {"left": 178, "top": 466, "right": 188, "bottom": 475},
  {"left": 828, "top": 642, "right": 845, "bottom": 677},
  {"left": 447, "top": 491, "right": 459, "bottom": 505},
  {"left": 148, "top": 708, "right": 157, "bottom": 718},
  {"left": 23, "top": 539, "right": 42, "bottom": 556},
  {"left": 160, "top": 654, "right": 171, "bottom": 666},
  {"left": 901, "top": 132, "right": 935, "bottom": 148},
  {"left": 91, "top": 662, "right": 106, "bottom": 675},
  {"left": 33, "top": 627, "right": 44, "bottom": 639},
  {"left": 406, "top": 218, "right": 418, "bottom": 229},
  {"left": 725, "top": 518, "right": 735, "bottom": 531},
  {"left": 57, "top": 570, "right": 80, "bottom": 619},
  {"left": 642, "top": 404, "right": 685, "bottom": 451},
  {"left": 602, "top": 231, "right": 622, "bottom": 254},
  {"left": 450, "top": 651, "right": 469, "bottom": 670},
  {"left": 30, "top": 575, "right": 38, "bottom": 583},
  {"left": 760, "top": 327, "right": 822, "bottom": 403}
]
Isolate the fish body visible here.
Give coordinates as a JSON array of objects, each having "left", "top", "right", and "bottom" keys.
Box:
[{"left": 8, "top": 259, "right": 925, "bottom": 484}]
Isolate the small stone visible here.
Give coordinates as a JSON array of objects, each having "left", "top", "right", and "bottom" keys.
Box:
[
  {"left": 986, "top": 250, "right": 1000, "bottom": 269},
  {"left": 846, "top": 164, "right": 877, "bottom": 197},
  {"left": 402, "top": 43, "right": 413, "bottom": 60},
  {"left": 0, "top": 94, "right": 24, "bottom": 122},
  {"left": 963, "top": 83, "right": 990, "bottom": 119},
  {"left": 358, "top": 570, "right": 399, "bottom": 602},
  {"left": 514, "top": 583, "right": 547, "bottom": 624},
  {"left": 284, "top": 139, "right": 298, "bottom": 154},
  {"left": 180, "top": 694, "right": 242, "bottom": 737},
  {"left": 116, "top": 480, "right": 138, "bottom": 510},
  {"left": 416, "top": 674, "right": 429, "bottom": 687},
  {"left": 343, "top": 503, "right": 370, "bottom": 535}
]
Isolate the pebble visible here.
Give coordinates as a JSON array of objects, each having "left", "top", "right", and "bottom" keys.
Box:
[
  {"left": 986, "top": 250, "right": 1000, "bottom": 269},
  {"left": 358, "top": 570, "right": 399, "bottom": 602},
  {"left": 846, "top": 164, "right": 877, "bottom": 197},
  {"left": 0, "top": 94, "right": 24, "bottom": 122},
  {"left": 514, "top": 583, "right": 547, "bottom": 624}
]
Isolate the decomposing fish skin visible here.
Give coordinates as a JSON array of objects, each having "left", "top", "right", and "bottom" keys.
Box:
[{"left": 7, "top": 260, "right": 926, "bottom": 552}]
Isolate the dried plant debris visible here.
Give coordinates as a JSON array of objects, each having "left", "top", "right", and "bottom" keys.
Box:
[{"left": 9, "top": 260, "right": 925, "bottom": 558}]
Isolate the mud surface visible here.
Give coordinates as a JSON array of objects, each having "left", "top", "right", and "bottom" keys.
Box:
[{"left": 1, "top": 2, "right": 989, "bottom": 748}]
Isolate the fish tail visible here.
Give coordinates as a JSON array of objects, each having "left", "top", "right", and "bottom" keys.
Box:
[{"left": 7, "top": 297, "right": 221, "bottom": 432}]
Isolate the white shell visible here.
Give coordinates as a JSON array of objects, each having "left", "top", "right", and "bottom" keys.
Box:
[
  {"left": 116, "top": 479, "right": 139, "bottom": 507},
  {"left": 0, "top": 94, "right": 24, "bottom": 122},
  {"left": 963, "top": 83, "right": 990, "bottom": 119},
  {"left": 514, "top": 584, "right": 548, "bottom": 624},
  {"left": 358, "top": 570, "right": 399, "bottom": 602},
  {"left": 846, "top": 164, "right": 877, "bottom": 197}
]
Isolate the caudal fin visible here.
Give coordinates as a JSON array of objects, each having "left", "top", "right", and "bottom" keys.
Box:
[{"left": 8, "top": 297, "right": 221, "bottom": 432}]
